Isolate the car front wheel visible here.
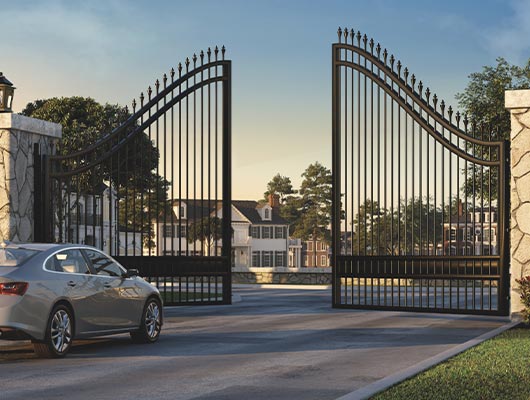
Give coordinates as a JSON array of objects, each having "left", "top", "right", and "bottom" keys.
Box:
[
  {"left": 33, "top": 304, "right": 74, "bottom": 358},
  {"left": 131, "top": 298, "right": 162, "bottom": 344}
]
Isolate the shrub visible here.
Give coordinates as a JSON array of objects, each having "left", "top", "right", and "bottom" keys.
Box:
[{"left": 515, "top": 276, "right": 530, "bottom": 324}]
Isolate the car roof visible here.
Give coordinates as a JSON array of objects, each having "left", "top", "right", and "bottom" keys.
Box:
[{"left": 0, "top": 242, "right": 92, "bottom": 251}]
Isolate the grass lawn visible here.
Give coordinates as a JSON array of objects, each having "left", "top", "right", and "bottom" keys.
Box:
[{"left": 373, "top": 327, "right": 530, "bottom": 400}]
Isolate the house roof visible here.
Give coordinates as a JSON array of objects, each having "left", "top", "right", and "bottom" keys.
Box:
[{"left": 156, "top": 199, "right": 289, "bottom": 226}]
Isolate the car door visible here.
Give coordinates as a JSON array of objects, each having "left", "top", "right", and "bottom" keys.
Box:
[
  {"left": 82, "top": 249, "right": 143, "bottom": 330},
  {"left": 44, "top": 249, "right": 100, "bottom": 334}
]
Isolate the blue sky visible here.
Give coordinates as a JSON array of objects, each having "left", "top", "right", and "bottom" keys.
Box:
[{"left": 3, "top": 0, "right": 530, "bottom": 200}]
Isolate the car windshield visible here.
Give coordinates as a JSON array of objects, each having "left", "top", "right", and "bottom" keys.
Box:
[{"left": 0, "top": 248, "right": 40, "bottom": 267}]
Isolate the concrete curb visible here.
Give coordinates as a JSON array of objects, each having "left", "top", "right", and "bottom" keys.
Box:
[{"left": 335, "top": 319, "right": 521, "bottom": 400}]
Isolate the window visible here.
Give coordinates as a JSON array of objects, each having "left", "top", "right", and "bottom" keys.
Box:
[
  {"left": 264, "top": 208, "right": 270, "bottom": 219},
  {"left": 450, "top": 246, "right": 457, "bottom": 256},
  {"left": 84, "top": 249, "right": 124, "bottom": 277},
  {"left": 262, "top": 251, "right": 272, "bottom": 267},
  {"left": 275, "top": 226, "right": 285, "bottom": 239},
  {"left": 252, "top": 251, "right": 260, "bottom": 267},
  {"left": 275, "top": 251, "right": 286, "bottom": 267},
  {"left": 450, "top": 229, "right": 456, "bottom": 241},
  {"left": 163, "top": 225, "right": 175, "bottom": 238},
  {"left": 320, "top": 255, "right": 327, "bottom": 266},
  {"left": 179, "top": 206, "right": 185, "bottom": 218},
  {"left": 483, "top": 229, "right": 491, "bottom": 242},
  {"left": 304, "top": 255, "right": 309, "bottom": 267},
  {"left": 307, "top": 242, "right": 313, "bottom": 251},
  {"left": 177, "top": 225, "right": 187, "bottom": 238},
  {"left": 45, "top": 249, "right": 90, "bottom": 274},
  {"left": 251, "top": 226, "right": 260, "bottom": 238},
  {"left": 262, "top": 226, "right": 272, "bottom": 239}
]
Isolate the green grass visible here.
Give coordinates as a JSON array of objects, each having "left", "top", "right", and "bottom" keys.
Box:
[{"left": 373, "top": 328, "right": 530, "bottom": 400}]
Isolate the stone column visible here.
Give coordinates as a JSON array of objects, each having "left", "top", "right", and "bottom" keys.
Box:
[
  {"left": 0, "top": 113, "right": 61, "bottom": 242},
  {"left": 506, "top": 89, "right": 530, "bottom": 315}
]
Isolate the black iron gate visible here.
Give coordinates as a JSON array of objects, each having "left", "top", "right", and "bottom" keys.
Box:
[
  {"left": 35, "top": 47, "right": 232, "bottom": 306},
  {"left": 331, "top": 29, "right": 510, "bottom": 315}
]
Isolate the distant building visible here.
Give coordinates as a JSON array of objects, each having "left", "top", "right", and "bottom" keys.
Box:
[{"left": 302, "top": 239, "right": 330, "bottom": 268}]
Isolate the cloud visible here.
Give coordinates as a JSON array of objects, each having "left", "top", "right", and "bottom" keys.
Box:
[{"left": 487, "top": 0, "right": 530, "bottom": 64}]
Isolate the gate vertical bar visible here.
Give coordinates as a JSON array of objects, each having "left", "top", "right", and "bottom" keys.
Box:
[
  {"left": 332, "top": 41, "right": 342, "bottom": 307},
  {"left": 222, "top": 59, "right": 232, "bottom": 305}
]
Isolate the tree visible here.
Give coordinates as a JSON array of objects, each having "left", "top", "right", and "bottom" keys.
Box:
[
  {"left": 456, "top": 58, "right": 530, "bottom": 201},
  {"left": 21, "top": 97, "right": 168, "bottom": 247},
  {"left": 292, "top": 162, "right": 332, "bottom": 266},
  {"left": 187, "top": 217, "right": 222, "bottom": 255},
  {"left": 263, "top": 173, "right": 296, "bottom": 203}
]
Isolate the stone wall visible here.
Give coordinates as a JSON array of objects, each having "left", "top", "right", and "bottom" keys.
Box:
[
  {"left": 506, "top": 89, "right": 530, "bottom": 315},
  {"left": 232, "top": 267, "right": 331, "bottom": 285},
  {"left": 0, "top": 113, "right": 61, "bottom": 242}
]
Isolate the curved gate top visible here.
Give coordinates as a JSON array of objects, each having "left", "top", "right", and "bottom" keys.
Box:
[
  {"left": 36, "top": 47, "right": 232, "bottom": 306},
  {"left": 331, "top": 28, "right": 510, "bottom": 315}
]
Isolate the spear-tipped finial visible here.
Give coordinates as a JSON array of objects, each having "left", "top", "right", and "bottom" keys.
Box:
[
  {"left": 200, "top": 50, "right": 204, "bottom": 64},
  {"left": 455, "top": 110, "right": 461, "bottom": 127},
  {"left": 390, "top": 54, "right": 395, "bottom": 70},
  {"left": 418, "top": 81, "right": 423, "bottom": 97},
  {"left": 132, "top": 98, "right": 137, "bottom": 112},
  {"left": 448, "top": 105, "right": 453, "bottom": 121},
  {"left": 362, "top": 34, "right": 368, "bottom": 49},
  {"left": 376, "top": 43, "right": 381, "bottom": 58},
  {"left": 214, "top": 46, "right": 219, "bottom": 61},
  {"left": 369, "top": 38, "right": 374, "bottom": 54},
  {"left": 463, "top": 113, "right": 469, "bottom": 130},
  {"left": 440, "top": 99, "right": 445, "bottom": 115},
  {"left": 433, "top": 93, "right": 438, "bottom": 110},
  {"left": 124, "top": 105, "right": 128, "bottom": 115},
  {"left": 163, "top": 73, "right": 167, "bottom": 88},
  {"left": 185, "top": 57, "right": 190, "bottom": 71},
  {"left": 155, "top": 79, "right": 160, "bottom": 93},
  {"left": 411, "top": 74, "right": 416, "bottom": 90},
  {"left": 344, "top": 27, "right": 349, "bottom": 41},
  {"left": 425, "top": 87, "right": 431, "bottom": 102},
  {"left": 397, "top": 60, "right": 402, "bottom": 77},
  {"left": 356, "top": 31, "right": 361, "bottom": 46},
  {"left": 148, "top": 86, "right": 152, "bottom": 99},
  {"left": 221, "top": 45, "right": 226, "bottom": 60},
  {"left": 350, "top": 28, "right": 354, "bottom": 43},
  {"left": 207, "top": 47, "right": 212, "bottom": 62},
  {"left": 178, "top": 62, "right": 183, "bottom": 76},
  {"left": 404, "top": 67, "right": 409, "bottom": 83},
  {"left": 337, "top": 27, "right": 342, "bottom": 42},
  {"left": 192, "top": 53, "right": 197, "bottom": 66},
  {"left": 383, "top": 48, "right": 388, "bottom": 65},
  {"left": 140, "top": 92, "right": 145, "bottom": 106},
  {"left": 170, "top": 67, "right": 175, "bottom": 80}
]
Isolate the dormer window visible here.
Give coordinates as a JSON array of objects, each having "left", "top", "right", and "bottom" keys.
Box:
[{"left": 264, "top": 208, "right": 270, "bottom": 219}]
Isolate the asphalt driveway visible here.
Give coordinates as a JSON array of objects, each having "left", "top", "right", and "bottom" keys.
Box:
[{"left": 0, "top": 285, "right": 509, "bottom": 400}]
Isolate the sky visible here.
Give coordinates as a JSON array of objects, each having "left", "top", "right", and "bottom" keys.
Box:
[{"left": 3, "top": 0, "right": 530, "bottom": 200}]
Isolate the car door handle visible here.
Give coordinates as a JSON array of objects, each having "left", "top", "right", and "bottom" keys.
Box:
[{"left": 67, "top": 281, "right": 77, "bottom": 287}]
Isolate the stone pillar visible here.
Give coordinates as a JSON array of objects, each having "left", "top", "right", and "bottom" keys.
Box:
[
  {"left": 506, "top": 89, "right": 530, "bottom": 315},
  {"left": 0, "top": 113, "right": 61, "bottom": 242}
]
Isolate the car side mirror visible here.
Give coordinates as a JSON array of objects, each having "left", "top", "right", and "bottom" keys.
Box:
[{"left": 124, "top": 269, "right": 139, "bottom": 278}]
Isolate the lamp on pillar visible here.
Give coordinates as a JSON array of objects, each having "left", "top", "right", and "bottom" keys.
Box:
[{"left": 0, "top": 72, "right": 15, "bottom": 113}]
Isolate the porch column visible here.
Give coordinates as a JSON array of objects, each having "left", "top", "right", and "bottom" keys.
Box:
[
  {"left": 0, "top": 113, "right": 61, "bottom": 242},
  {"left": 506, "top": 89, "right": 530, "bottom": 316}
]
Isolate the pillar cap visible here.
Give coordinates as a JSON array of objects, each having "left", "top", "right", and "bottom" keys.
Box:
[{"left": 505, "top": 89, "right": 530, "bottom": 110}]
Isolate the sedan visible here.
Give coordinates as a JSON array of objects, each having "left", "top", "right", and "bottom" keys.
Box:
[{"left": 0, "top": 242, "right": 163, "bottom": 358}]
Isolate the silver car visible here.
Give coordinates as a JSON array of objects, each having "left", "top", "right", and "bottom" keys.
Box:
[{"left": 0, "top": 242, "right": 163, "bottom": 358}]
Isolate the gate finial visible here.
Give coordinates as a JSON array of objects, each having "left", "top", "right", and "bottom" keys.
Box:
[
  {"left": 221, "top": 46, "right": 226, "bottom": 60},
  {"left": 214, "top": 46, "right": 219, "bottom": 61},
  {"left": 140, "top": 92, "right": 145, "bottom": 107},
  {"left": 356, "top": 31, "right": 361, "bottom": 46},
  {"left": 178, "top": 63, "right": 182, "bottom": 77},
  {"left": 337, "top": 27, "right": 342, "bottom": 43},
  {"left": 200, "top": 50, "right": 204, "bottom": 65},
  {"left": 344, "top": 27, "right": 349, "bottom": 42},
  {"left": 383, "top": 48, "right": 388, "bottom": 65},
  {"left": 440, "top": 100, "right": 445, "bottom": 116},
  {"left": 433, "top": 93, "right": 438, "bottom": 110},
  {"left": 163, "top": 73, "right": 167, "bottom": 89},
  {"left": 350, "top": 28, "right": 354, "bottom": 44},
  {"left": 148, "top": 86, "right": 152, "bottom": 100},
  {"left": 170, "top": 67, "right": 175, "bottom": 81},
  {"left": 418, "top": 81, "right": 423, "bottom": 98},
  {"left": 185, "top": 57, "right": 190, "bottom": 72},
  {"left": 376, "top": 43, "right": 381, "bottom": 59},
  {"left": 207, "top": 48, "right": 212, "bottom": 62},
  {"left": 192, "top": 53, "right": 197, "bottom": 67},
  {"left": 397, "top": 60, "right": 402, "bottom": 77},
  {"left": 132, "top": 98, "right": 136, "bottom": 113}
]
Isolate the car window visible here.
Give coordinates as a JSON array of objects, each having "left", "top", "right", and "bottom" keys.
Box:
[
  {"left": 0, "top": 248, "right": 40, "bottom": 267},
  {"left": 45, "top": 249, "right": 90, "bottom": 274},
  {"left": 84, "top": 249, "right": 124, "bottom": 277}
]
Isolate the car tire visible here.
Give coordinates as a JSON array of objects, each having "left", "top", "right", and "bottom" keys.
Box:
[
  {"left": 32, "top": 304, "right": 74, "bottom": 358},
  {"left": 131, "top": 298, "right": 162, "bottom": 344}
]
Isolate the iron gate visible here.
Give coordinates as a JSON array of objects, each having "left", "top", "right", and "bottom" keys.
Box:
[
  {"left": 331, "top": 29, "right": 510, "bottom": 315},
  {"left": 35, "top": 47, "right": 232, "bottom": 306}
]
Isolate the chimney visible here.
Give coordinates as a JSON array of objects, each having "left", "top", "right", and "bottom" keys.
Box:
[{"left": 268, "top": 193, "right": 280, "bottom": 208}]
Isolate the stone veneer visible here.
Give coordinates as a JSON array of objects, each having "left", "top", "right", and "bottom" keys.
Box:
[
  {"left": 232, "top": 267, "right": 331, "bottom": 285},
  {"left": 0, "top": 113, "right": 61, "bottom": 242},
  {"left": 506, "top": 89, "right": 530, "bottom": 315}
]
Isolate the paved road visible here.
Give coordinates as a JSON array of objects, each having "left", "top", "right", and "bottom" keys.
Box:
[{"left": 0, "top": 286, "right": 508, "bottom": 400}]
